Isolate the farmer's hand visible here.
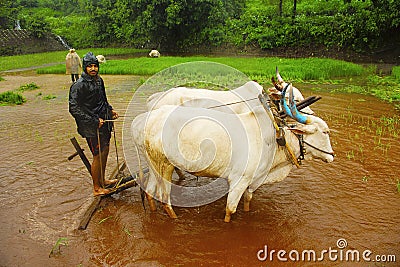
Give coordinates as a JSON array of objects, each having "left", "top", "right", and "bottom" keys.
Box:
[
  {"left": 111, "top": 110, "right": 119, "bottom": 120},
  {"left": 98, "top": 118, "right": 105, "bottom": 128}
]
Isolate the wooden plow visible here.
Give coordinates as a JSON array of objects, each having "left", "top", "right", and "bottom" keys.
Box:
[{"left": 68, "top": 137, "right": 147, "bottom": 230}]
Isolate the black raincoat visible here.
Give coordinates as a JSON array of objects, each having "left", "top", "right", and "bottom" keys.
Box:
[{"left": 69, "top": 53, "right": 113, "bottom": 138}]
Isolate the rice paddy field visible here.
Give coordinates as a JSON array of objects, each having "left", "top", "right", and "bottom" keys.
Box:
[{"left": 1, "top": 50, "right": 399, "bottom": 108}]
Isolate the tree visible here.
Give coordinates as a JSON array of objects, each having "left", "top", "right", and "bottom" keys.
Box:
[
  {"left": 293, "top": 0, "right": 297, "bottom": 19},
  {"left": 86, "top": 0, "right": 245, "bottom": 49},
  {"left": 0, "top": 0, "right": 19, "bottom": 29},
  {"left": 24, "top": 13, "right": 51, "bottom": 38}
]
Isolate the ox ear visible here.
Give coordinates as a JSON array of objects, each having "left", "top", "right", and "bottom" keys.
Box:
[
  {"left": 289, "top": 124, "right": 317, "bottom": 135},
  {"left": 271, "top": 76, "right": 282, "bottom": 91},
  {"left": 268, "top": 87, "right": 281, "bottom": 100}
]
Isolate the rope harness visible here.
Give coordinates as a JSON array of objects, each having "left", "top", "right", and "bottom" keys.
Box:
[
  {"left": 204, "top": 92, "right": 305, "bottom": 167},
  {"left": 206, "top": 96, "right": 260, "bottom": 109},
  {"left": 260, "top": 92, "right": 334, "bottom": 166}
]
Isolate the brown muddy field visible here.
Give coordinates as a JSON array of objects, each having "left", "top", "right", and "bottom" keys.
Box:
[{"left": 0, "top": 72, "right": 399, "bottom": 267}]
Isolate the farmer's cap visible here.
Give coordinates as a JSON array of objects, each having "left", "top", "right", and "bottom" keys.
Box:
[{"left": 82, "top": 52, "right": 99, "bottom": 73}]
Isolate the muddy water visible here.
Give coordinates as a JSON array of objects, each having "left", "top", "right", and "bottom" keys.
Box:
[{"left": 0, "top": 74, "right": 399, "bottom": 267}]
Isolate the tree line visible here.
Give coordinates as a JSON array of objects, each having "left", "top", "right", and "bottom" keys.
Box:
[{"left": 1, "top": 0, "right": 399, "bottom": 54}]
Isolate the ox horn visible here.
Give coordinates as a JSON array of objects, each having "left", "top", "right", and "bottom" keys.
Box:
[
  {"left": 289, "top": 84, "right": 311, "bottom": 124},
  {"left": 276, "top": 66, "right": 284, "bottom": 83},
  {"left": 280, "top": 83, "right": 294, "bottom": 119},
  {"left": 281, "top": 83, "right": 311, "bottom": 124}
]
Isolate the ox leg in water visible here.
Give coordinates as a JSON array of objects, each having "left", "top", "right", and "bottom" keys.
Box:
[
  {"left": 243, "top": 189, "right": 253, "bottom": 212},
  {"left": 224, "top": 180, "right": 249, "bottom": 222},
  {"left": 163, "top": 204, "right": 178, "bottom": 219}
]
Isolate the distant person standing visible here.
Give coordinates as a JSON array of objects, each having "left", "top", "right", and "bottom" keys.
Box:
[{"left": 66, "top": 49, "right": 82, "bottom": 83}]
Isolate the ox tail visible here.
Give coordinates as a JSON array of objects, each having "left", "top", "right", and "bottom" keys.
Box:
[{"left": 134, "top": 144, "right": 146, "bottom": 211}]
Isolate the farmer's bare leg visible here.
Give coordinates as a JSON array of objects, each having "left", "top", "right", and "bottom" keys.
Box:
[
  {"left": 92, "top": 152, "right": 110, "bottom": 196},
  {"left": 98, "top": 145, "right": 118, "bottom": 187}
]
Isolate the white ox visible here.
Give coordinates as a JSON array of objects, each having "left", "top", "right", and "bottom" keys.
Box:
[
  {"left": 147, "top": 81, "right": 263, "bottom": 113},
  {"left": 147, "top": 75, "right": 313, "bottom": 115},
  {"left": 131, "top": 86, "right": 334, "bottom": 222}
]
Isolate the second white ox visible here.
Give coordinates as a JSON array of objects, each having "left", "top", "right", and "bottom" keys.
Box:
[
  {"left": 147, "top": 73, "right": 313, "bottom": 115},
  {"left": 131, "top": 88, "right": 334, "bottom": 222},
  {"left": 146, "top": 80, "right": 263, "bottom": 113}
]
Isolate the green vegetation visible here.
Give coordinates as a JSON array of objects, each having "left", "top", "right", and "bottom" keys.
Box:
[
  {"left": 18, "top": 82, "right": 39, "bottom": 92},
  {"left": 337, "top": 112, "right": 400, "bottom": 165},
  {"left": 392, "top": 66, "right": 400, "bottom": 81},
  {"left": 42, "top": 94, "right": 56, "bottom": 100},
  {"left": 37, "top": 56, "right": 365, "bottom": 80},
  {"left": 1, "top": 0, "right": 399, "bottom": 54},
  {"left": 1, "top": 51, "right": 399, "bottom": 106},
  {"left": 0, "top": 48, "right": 145, "bottom": 72},
  {"left": 330, "top": 73, "right": 400, "bottom": 106},
  {"left": 236, "top": 0, "right": 400, "bottom": 53},
  {"left": 98, "top": 216, "right": 113, "bottom": 225},
  {"left": 123, "top": 226, "right": 132, "bottom": 236},
  {"left": 0, "top": 82, "right": 40, "bottom": 105},
  {"left": 49, "top": 237, "right": 68, "bottom": 258},
  {"left": 0, "top": 91, "right": 26, "bottom": 105},
  {"left": 33, "top": 53, "right": 400, "bottom": 104}
]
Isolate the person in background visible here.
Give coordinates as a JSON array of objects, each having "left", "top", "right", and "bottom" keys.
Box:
[
  {"left": 66, "top": 48, "right": 82, "bottom": 83},
  {"left": 69, "top": 52, "right": 118, "bottom": 196}
]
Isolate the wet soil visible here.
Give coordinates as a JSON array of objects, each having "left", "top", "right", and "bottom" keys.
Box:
[{"left": 0, "top": 73, "right": 399, "bottom": 266}]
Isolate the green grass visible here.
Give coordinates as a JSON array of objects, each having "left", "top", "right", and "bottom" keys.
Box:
[
  {"left": 0, "top": 48, "right": 145, "bottom": 72},
  {"left": 0, "top": 91, "right": 26, "bottom": 105},
  {"left": 331, "top": 74, "right": 400, "bottom": 104},
  {"left": 17, "top": 82, "right": 40, "bottom": 92},
  {"left": 43, "top": 94, "right": 56, "bottom": 100},
  {"left": 392, "top": 66, "right": 400, "bottom": 81},
  {"left": 49, "top": 237, "right": 68, "bottom": 258},
  {"left": 37, "top": 56, "right": 366, "bottom": 81},
  {"left": 2, "top": 51, "right": 399, "bottom": 104},
  {"left": 0, "top": 82, "right": 40, "bottom": 105}
]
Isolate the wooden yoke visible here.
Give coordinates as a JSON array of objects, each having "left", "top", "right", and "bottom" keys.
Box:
[{"left": 258, "top": 94, "right": 300, "bottom": 168}]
